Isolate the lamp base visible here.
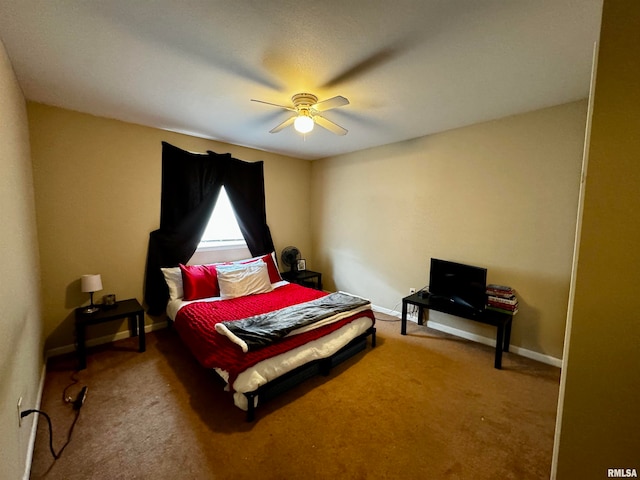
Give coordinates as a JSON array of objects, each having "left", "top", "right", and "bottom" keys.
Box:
[{"left": 83, "top": 291, "right": 100, "bottom": 314}]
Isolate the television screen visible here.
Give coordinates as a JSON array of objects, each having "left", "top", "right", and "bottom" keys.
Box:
[{"left": 428, "top": 258, "right": 487, "bottom": 310}]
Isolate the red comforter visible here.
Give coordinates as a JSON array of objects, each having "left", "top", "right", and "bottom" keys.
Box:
[{"left": 174, "top": 283, "right": 375, "bottom": 388}]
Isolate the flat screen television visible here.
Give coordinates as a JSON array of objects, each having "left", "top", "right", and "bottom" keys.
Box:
[{"left": 428, "top": 258, "right": 487, "bottom": 311}]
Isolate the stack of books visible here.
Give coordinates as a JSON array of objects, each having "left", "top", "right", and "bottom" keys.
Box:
[{"left": 486, "top": 284, "right": 519, "bottom": 315}]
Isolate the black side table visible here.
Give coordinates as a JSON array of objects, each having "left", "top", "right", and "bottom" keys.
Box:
[
  {"left": 401, "top": 292, "right": 513, "bottom": 369},
  {"left": 281, "top": 270, "right": 323, "bottom": 290},
  {"left": 75, "top": 298, "right": 145, "bottom": 370}
]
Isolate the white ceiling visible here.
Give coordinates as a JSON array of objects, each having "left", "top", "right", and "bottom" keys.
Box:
[{"left": 0, "top": 0, "right": 603, "bottom": 160}]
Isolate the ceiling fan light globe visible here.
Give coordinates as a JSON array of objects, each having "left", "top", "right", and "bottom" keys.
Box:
[{"left": 294, "top": 115, "right": 314, "bottom": 134}]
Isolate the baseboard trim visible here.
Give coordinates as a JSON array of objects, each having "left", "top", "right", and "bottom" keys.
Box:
[
  {"left": 372, "top": 304, "right": 562, "bottom": 368},
  {"left": 45, "top": 321, "right": 168, "bottom": 359},
  {"left": 23, "top": 361, "right": 46, "bottom": 480}
]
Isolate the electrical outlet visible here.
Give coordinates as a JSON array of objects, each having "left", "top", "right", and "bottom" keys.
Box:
[
  {"left": 17, "top": 396, "right": 23, "bottom": 427},
  {"left": 409, "top": 288, "right": 416, "bottom": 294}
]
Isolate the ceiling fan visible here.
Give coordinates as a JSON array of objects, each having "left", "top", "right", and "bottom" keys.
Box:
[{"left": 251, "top": 93, "right": 349, "bottom": 136}]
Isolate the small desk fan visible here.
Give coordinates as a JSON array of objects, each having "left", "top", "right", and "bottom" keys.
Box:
[{"left": 281, "top": 246, "right": 301, "bottom": 272}]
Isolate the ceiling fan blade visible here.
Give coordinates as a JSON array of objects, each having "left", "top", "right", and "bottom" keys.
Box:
[
  {"left": 312, "top": 95, "right": 349, "bottom": 112},
  {"left": 314, "top": 115, "right": 348, "bottom": 136},
  {"left": 251, "top": 99, "right": 296, "bottom": 112},
  {"left": 269, "top": 116, "right": 296, "bottom": 133},
  {"left": 321, "top": 40, "right": 411, "bottom": 88}
]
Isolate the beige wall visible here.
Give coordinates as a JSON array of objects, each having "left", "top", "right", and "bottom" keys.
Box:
[
  {"left": 27, "top": 103, "right": 312, "bottom": 351},
  {"left": 554, "top": 1, "right": 640, "bottom": 477},
  {"left": 0, "top": 40, "right": 44, "bottom": 479},
  {"left": 311, "top": 101, "right": 588, "bottom": 360}
]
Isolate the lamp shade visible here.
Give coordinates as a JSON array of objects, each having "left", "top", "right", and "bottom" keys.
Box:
[{"left": 81, "top": 274, "right": 103, "bottom": 293}]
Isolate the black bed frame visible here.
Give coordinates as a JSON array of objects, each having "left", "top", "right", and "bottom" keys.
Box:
[{"left": 243, "top": 326, "right": 376, "bottom": 422}]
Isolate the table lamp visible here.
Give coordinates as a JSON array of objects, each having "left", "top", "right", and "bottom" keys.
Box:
[{"left": 81, "top": 274, "right": 103, "bottom": 313}]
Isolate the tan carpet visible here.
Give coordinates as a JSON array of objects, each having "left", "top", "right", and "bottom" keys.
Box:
[{"left": 30, "top": 313, "right": 560, "bottom": 479}]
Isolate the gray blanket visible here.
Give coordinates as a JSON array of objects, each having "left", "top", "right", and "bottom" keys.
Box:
[{"left": 215, "top": 292, "right": 370, "bottom": 352}]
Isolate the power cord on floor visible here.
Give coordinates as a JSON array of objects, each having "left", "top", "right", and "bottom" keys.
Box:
[
  {"left": 21, "top": 386, "right": 88, "bottom": 460},
  {"left": 376, "top": 302, "right": 402, "bottom": 322},
  {"left": 62, "top": 371, "right": 79, "bottom": 404}
]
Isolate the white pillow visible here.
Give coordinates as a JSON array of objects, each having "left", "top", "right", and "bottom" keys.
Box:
[
  {"left": 216, "top": 260, "right": 273, "bottom": 299},
  {"left": 161, "top": 267, "right": 184, "bottom": 300},
  {"left": 161, "top": 252, "right": 279, "bottom": 302}
]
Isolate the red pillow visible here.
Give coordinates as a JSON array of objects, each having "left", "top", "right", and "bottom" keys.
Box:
[
  {"left": 239, "top": 253, "right": 282, "bottom": 284},
  {"left": 179, "top": 263, "right": 223, "bottom": 300}
]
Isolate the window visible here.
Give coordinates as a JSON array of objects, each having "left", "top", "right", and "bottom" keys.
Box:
[{"left": 197, "top": 186, "right": 247, "bottom": 250}]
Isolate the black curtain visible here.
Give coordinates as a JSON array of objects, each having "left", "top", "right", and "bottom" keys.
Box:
[{"left": 144, "top": 142, "right": 275, "bottom": 315}]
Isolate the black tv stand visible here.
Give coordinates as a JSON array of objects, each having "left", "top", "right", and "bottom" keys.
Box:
[{"left": 401, "top": 292, "right": 513, "bottom": 369}]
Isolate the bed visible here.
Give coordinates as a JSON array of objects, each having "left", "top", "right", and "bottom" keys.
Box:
[{"left": 161, "top": 253, "right": 376, "bottom": 421}]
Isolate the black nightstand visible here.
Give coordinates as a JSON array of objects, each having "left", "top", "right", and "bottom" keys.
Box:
[
  {"left": 281, "top": 270, "right": 323, "bottom": 290},
  {"left": 75, "top": 298, "right": 145, "bottom": 370}
]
